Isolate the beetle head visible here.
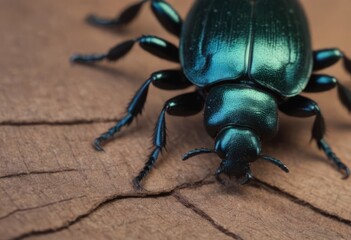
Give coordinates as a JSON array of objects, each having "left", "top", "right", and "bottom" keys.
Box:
[
  {"left": 214, "top": 127, "right": 261, "bottom": 184},
  {"left": 182, "top": 127, "right": 289, "bottom": 185}
]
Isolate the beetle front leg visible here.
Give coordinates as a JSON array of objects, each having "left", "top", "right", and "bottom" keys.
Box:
[
  {"left": 134, "top": 91, "right": 205, "bottom": 190},
  {"left": 313, "top": 48, "right": 351, "bottom": 74},
  {"left": 279, "top": 95, "right": 350, "bottom": 179},
  {"left": 93, "top": 69, "right": 192, "bottom": 151},
  {"left": 304, "top": 74, "right": 351, "bottom": 112},
  {"left": 71, "top": 35, "right": 179, "bottom": 64},
  {"left": 87, "top": 0, "right": 182, "bottom": 37}
]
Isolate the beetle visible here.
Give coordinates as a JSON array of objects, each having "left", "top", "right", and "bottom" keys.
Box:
[{"left": 71, "top": 0, "right": 351, "bottom": 188}]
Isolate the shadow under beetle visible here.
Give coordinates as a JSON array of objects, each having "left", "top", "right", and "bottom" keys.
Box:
[{"left": 71, "top": 0, "right": 351, "bottom": 189}]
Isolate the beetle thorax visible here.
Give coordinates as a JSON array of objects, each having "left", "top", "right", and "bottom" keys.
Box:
[{"left": 204, "top": 84, "right": 279, "bottom": 140}]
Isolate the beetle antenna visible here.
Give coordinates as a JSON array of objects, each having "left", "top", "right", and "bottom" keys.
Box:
[
  {"left": 182, "top": 148, "right": 215, "bottom": 161},
  {"left": 260, "top": 155, "right": 289, "bottom": 173}
]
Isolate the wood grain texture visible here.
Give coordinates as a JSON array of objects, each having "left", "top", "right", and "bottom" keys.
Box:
[
  {"left": 27, "top": 195, "right": 233, "bottom": 240},
  {"left": 1, "top": 0, "right": 351, "bottom": 239},
  {"left": 177, "top": 184, "right": 351, "bottom": 240}
]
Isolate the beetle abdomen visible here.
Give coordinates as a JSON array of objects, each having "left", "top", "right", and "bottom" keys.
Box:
[
  {"left": 181, "top": 0, "right": 251, "bottom": 86},
  {"left": 250, "top": 0, "right": 312, "bottom": 96},
  {"left": 204, "top": 84, "right": 279, "bottom": 139},
  {"left": 181, "top": 0, "right": 312, "bottom": 97}
]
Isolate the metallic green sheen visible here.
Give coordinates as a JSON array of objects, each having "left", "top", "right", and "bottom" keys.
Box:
[
  {"left": 180, "top": 0, "right": 312, "bottom": 97},
  {"left": 180, "top": 0, "right": 251, "bottom": 86},
  {"left": 204, "top": 84, "right": 279, "bottom": 139}
]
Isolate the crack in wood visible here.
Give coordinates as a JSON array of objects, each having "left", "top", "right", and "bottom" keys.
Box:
[
  {"left": 0, "top": 169, "right": 80, "bottom": 180},
  {"left": 173, "top": 192, "right": 244, "bottom": 240},
  {"left": 5, "top": 173, "right": 351, "bottom": 240},
  {"left": 0, "top": 195, "right": 86, "bottom": 220},
  {"left": 252, "top": 178, "right": 351, "bottom": 227},
  {"left": 0, "top": 118, "right": 120, "bottom": 127},
  {"left": 9, "top": 178, "right": 215, "bottom": 240},
  {"left": 6, "top": 174, "right": 351, "bottom": 240}
]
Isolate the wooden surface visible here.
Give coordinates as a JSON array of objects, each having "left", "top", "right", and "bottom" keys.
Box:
[{"left": 1, "top": 0, "right": 351, "bottom": 239}]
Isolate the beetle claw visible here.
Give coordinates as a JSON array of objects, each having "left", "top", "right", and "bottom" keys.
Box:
[
  {"left": 93, "top": 139, "right": 105, "bottom": 152},
  {"left": 133, "top": 177, "right": 144, "bottom": 191},
  {"left": 318, "top": 139, "right": 350, "bottom": 179},
  {"left": 338, "top": 163, "right": 350, "bottom": 179}
]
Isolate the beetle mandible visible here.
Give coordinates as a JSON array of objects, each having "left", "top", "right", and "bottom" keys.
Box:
[{"left": 71, "top": 0, "right": 351, "bottom": 188}]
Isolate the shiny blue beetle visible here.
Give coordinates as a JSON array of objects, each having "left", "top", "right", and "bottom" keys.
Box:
[{"left": 72, "top": 0, "right": 351, "bottom": 188}]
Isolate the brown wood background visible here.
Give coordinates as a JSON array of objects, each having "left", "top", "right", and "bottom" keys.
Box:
[{"left": 1, "top": 0, "right": 351, "bottom": 239}]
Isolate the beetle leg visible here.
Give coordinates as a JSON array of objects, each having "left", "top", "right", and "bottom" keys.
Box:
[
  {"left": 279, "top": 95, "right": 350, "bottom": 179},
  {"left": 304, "top": 74, "right": 351, "bottom": 112},
  {"left": 150, "top": 0, "right": 182, "bottom": 37},
  {"left": 71, "top": 35, "right": 179, "bottom": 64},
  {"left": 86, "top": 1, "right": 147, "bottom": 27},
  {"left": 87, "top": 0, "right": 182, "bottom": 37},
  {"left": 313, "top": 48, "right": 351, "bottom": 74},
  {"left": 133, "top": 91, "right": 205, "bottom": 190},
  {"left": 93, "top": 69, "right": 192, "bottom": 151}
]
